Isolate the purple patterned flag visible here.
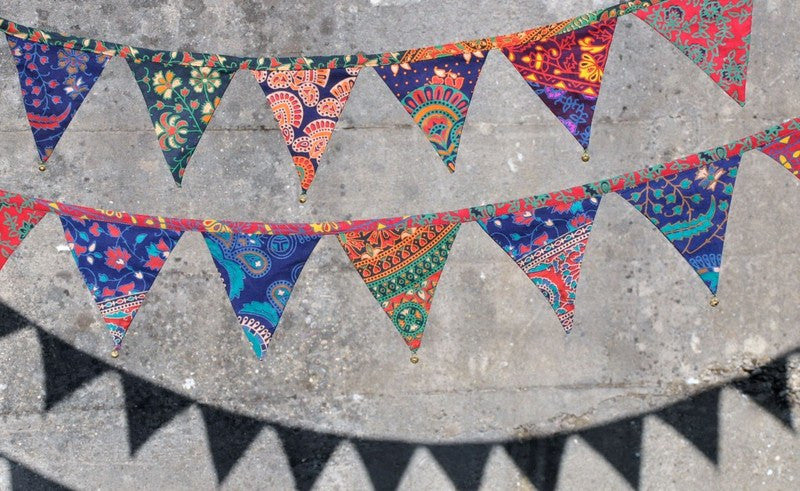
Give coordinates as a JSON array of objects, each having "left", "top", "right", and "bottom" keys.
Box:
[
  {"left": 478, "top": 196, "right": 601, "bottom": 331},
  {"left": 128, "top": 60, "right": 237, "bottom": 185},
  {"left": 203, "top": 232, "right": 321, "bottom": 359},
  {"left": 502, "top": 20, "right": 617, "bottom": 151},
  {"left": 6, "top": 36, "right": 110, "bottom": 164},
  {"left": 59, "top": 216, "right": 182, "bottom": 352},
  {"left": 617, "top": 155, "right": 741, "bottom": 294},
  {"left": 374, "top": 52, "right": 487, "bottom": 172},
  {"left": 760, "top": 131, "right": 800, "bottom": 180},
  {"left": 253, "top": 67, "right": 361, "bottom": 197}
]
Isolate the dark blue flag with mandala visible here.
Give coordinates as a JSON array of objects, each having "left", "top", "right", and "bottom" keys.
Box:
[
  {"left": 617, "top": 155, "right": 742, "bottom": 295},
  {"left": 203, "top": 232, "right": 321, "bottom": 359}
]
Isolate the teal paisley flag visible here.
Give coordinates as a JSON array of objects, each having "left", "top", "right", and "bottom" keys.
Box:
[{"left": 128, "top": 60, "right": 236, "bottom": 185}]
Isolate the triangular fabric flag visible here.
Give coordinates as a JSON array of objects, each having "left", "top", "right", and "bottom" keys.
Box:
[
  {"left": 374, "top": 52, "right": 487, "bottom": 172},
  {"left": 352, "top": 439, "right": 416, "bottom": 491},
  {"left": 121, "top": 372, "right": 193, "bottom": 456},
  {"left": 761, "top": 131, "right": 800, "bottom": 180},
  {"left": 655, "top": 387, "right": 721, "bottom": 463},
  {"left": 478, "top": 196, "right": 601, "bottom": 332},
  {"left": 579, "top": 417, "right": 644, "bottom": 489},
  {"left": 503, "top": 435, "right": 567, "bottom": 491},
  {"left": 253, "top": 67, "right": 361, "bottom": 196},
  {"left": 6, "top": 36, "right": 110, "bottom": 164},
  {"left": 5, "top": 454, "right": 72, "bottom": 491},
  {"left": 127, "top": 60, "right": 236, "bottom": 185},
  {"left": 274, "top": 426, "right": 342, "bottom": 491},
  {"left": 37, "top": 329, "right": 112, "bottom": 410},
  {"left": 617, "top": 155, "right": 741, "bottom": 295},
  {"left": 0, "top": 191, "right": 47, "bottom": 272},
  {"left": 732, "top": 357, "right": 793, "bottom": 429},
  {"left": 635, "top": 0, "right": 753, "bottom": 106},
  {"left": 199, "top": 404, "right": 265, "bottom": 484},
  {"left": 58, "top": 216, "right": 182, "bottom": 351},
  {"left": 337, "top": 223, "right": 460, "bottom": 354},
  {"left": 428, "top": 443, "right": 492, "bottom": 490},
  {"left": 203, "top": 232, "right": 321, "bottom": 359},
  {"left": 502, "top": 19, "right": 617, "bottom": 150}
]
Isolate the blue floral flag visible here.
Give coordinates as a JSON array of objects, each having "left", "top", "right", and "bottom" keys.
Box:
[
  {"left": 127, "top": 59, "right": 237, "bottom": 185},
  {"left": 6, "top": 36, "right": 110, "bottom": 164},
  {"left": 374, "top": 52, "right": 487, "bottom": 172},
  {"left": 203, "top": 232, "right": 321, "bottom": 359},
  {"left": 617, "top": 155, "right": 742, "bottom": 294},
  {"left": 59, "top": 216, "right": 182, "bottom": 351},
  {"left": 478, "top": 196, "right": 601, "bottom": 331}
]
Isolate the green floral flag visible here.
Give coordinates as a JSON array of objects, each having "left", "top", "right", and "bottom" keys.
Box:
[{"left": 128, "top": 60, "right": 236, "bottom": 185}]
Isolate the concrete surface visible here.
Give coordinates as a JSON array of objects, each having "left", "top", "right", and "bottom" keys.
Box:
[{"left": 0, "top": 0, "right": 799, "bottom": 489}]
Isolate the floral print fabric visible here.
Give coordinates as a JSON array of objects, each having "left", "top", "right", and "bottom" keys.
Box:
[
  {"left": 760, "top": 131, "right": 800, "bottom": 180},
  {"left": 128, "top": 60, "right": 237, "bottom": 185},
  {"left": 617, "top": 155, "right": 741, "bottom": 294},
  {"left": 6, "top": 36, "right": 109, "bottom": 163},
  {"left": 635, "top": 0, "right": 752, "bottom": 105},
  {"left": 203, "top": 232, "right": 321, "bottom": 359},
  {"left": 502, "top": 19, "right": 617, "bottom": 150},
  {"left": 253, "top": 67, "right": 360, "bottom": 194},
  {"left": 59, "top": 216, "right": 182, "bottom": 350},
  {"left": 478, "top": 196, "right": 601, "bottom": 331},
  {"left": 338, "top": 224, "right": 460, "bottom": 353},
  {"left": 0, "top": 191, "right": 48, "bottom": 271},
  {"left": 374, "top": 52, "right": 487, "bottom": 172}
]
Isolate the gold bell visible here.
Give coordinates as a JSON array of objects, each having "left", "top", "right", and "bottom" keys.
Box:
[
  {"left": 581, "top": 150, "right": 590, "bottom": 162},
  {"left": 410, "top": 355, "right": 420, "bottom": 364},
  {"left": 298, "top": 192, "right": 308, "bottom": 204},
  {"left": 38, "top": 164, "right": 47, "bottom": 172},
  {"left": 110, "top": 349, "right": 120, "bottom": 358},
  {"left": 709, "top": 296, "right": 720, "bottom": 307}
]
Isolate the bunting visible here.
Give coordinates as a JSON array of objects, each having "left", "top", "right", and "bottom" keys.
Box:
[
  {"left": 478, "top": 196, "right": 601, "bottom": 332},
  {"left": 617, "top": 155, "right": 741, "bottom": 296},
  {"left": 374, "top": 52, "right": 487, "bottom": 172},
  {"left": 635, "top": 0, "right": 753, "bottom": 105},
  {"left": 502, "top": 19, "right": 617, "bottom": 153},
  {"left": 760, "top": 130, "right": 800, "bottom": 179},
  {"left": 6, "top": 36, "right": 109, "bottom": 166},
  {"left": 337, "top": 224, "right": 460, "bottom": 359},
  {"left": 253, "top": 68, "right": 361, "bottom": 199},
  {"left": 59, "top": 216, "right": 182, "bottom": 353},
  {"left": 0, "top": 191, "right": 48, "bottom": 272},
  {"left": 203, "top": 232, "right": 321, "bottom": 359},
  {"left": 127, "top": 60, "right": 236, "bottom": 185}
]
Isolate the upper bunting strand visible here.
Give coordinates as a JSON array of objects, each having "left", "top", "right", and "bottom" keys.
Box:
[{"left": 24, "top": 116, "right": 800, "bottom": 237}]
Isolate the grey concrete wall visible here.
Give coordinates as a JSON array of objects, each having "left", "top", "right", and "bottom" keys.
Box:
[{"left": 0, "top": 0, "right": 799, "bottom": 489}]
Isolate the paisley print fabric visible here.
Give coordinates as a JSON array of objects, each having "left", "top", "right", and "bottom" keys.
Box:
[
  {"left": 6, "top": 36, "right": 109, "bottom": 163},
  {"left": 478, "top": 197, "right": 601, "bottom": 331},
  {"left": 502, "top": 19, "right": 617, "bottom": 149},
  {"left": 59, "top": 216, "right": 182, "bottom": 350},
  {"left": 128, "top": 60, "right": 236, "bottom": 185},
  {"left": 203, "top": 232, "right": 321, "bottom": 359},
  {"left": 254, "top": 68, "right": 361, "bottom": 194},
  {"left": 374, "top": 52, "right": 487, "bottom": 172},
  {"left": 617, "top": 155, "right": 741, "bottom": 294},
  {"left": 760, "top": 131, "right": 800, "bottom": 180},
  {"left": 0, "top": 191, "right": 48, "bottom": 271},
  {"left": 338, "top": 224, "right": 460, "bottom": 353},
  {"left": 635, "top": 0, "right": 752, "bottom": 105}
]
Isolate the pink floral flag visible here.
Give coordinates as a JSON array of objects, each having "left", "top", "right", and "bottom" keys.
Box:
[
  {"left": 59, "top": 216, "right": 182, "bottom": 353},
  {"left": 253, "top": 67, "right": 361, "bottom": 200}
]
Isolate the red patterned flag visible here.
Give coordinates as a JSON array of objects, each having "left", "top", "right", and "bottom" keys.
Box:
[
  {"left": 760, "top": 131, "right": 800, "bottom": 180},
  {"left": 337, "top": 224, "right": 460, "bottom": 356},
  {"left": 254, "top": 67, "right": 361, "bottom": 200},
  {"left": 502, "top": 19, "right": 617, "bottom": 152},
  {"left": 0, "top": 191, "right": 48, "bottom": 271},
  {"left": 635, "top": 0, "right": 753, "bottom": 106}
]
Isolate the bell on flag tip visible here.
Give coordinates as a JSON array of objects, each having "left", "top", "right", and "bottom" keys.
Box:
[
  {"left": 299, "top": 190, "right": 308, "bottom": 204},
  {"left": 709, "top": 296, "right": 720, "bottom": 308},
  {"left": 410, "top": 354, "right": 420, "bottom": 364},
  {"left": 582, "top": 150, "right": 590, "bottom": 163},
  {"left": 110, "top": 349, "right": 120, "bottom": 358}
]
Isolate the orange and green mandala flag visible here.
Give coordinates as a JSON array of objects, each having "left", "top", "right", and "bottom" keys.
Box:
[{"left": 338, "top": 223, "right": 460, "bottom": 354}]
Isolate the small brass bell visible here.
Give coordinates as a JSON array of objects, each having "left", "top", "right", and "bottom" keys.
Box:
[
  {"left": 38, "top": 164, "right": 47, "bottom": 172},
  {"left": 110, "top": 349, "right": 120, "bottom": 358},
  {"left": 709, "top": 296, "right": 720, "bottom": 307},
  {"left": 581, "top": 150, "right": 590, "bottom": 163},
  {"left": 298, "top": 192, "right": 308, "bottom": 204},
  {"left": 410, "top": 355, "right": 420, "bottom": 364}
]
